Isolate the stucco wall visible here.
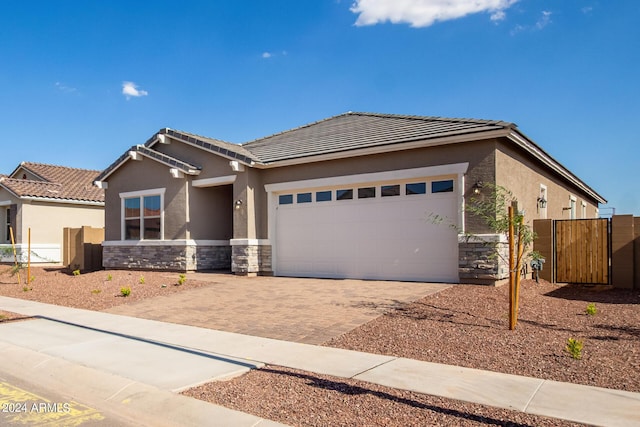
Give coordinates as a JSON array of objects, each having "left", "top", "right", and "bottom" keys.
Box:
[
  {"left": 104, "top": 157, "right": 187, "bottom": 240},
  {"left": 495, "top": 142, "right": 600, "bottom": 222},
  {"left": 104, "top": 153, "right": 236, "bottom": 242},
  {"left": 256, "top": 139, "right": 498, "bottom": 238}
]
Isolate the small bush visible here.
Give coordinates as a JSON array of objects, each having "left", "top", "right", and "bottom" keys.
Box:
[
  {"left": 120, "top": 287, "right": 131, "bottom": 297},
  {"left": 585, "top": 303, "right": 597, "bottom": 316},
  {"left": 177, "top": 274, "right": 187, "bottom": 286},
  {"left": 22, "top": 286, "right": 30, "bottom": 292},
  {"left": 565, "top": 338, "right": 584, "bottom": 360},
  {"left": 139, "top": 276, "right": 145, "bottom": 284},
  {"left": 106, "top": 274, "right": 113, "bottom": 281},
  {"left": 72, "top": 269, "right": 81, "bottom": 276}
]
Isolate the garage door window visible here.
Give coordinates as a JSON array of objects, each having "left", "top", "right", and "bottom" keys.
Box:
[
  {"left": 279, "top": 194, "right": 293, "bottom": 205},
  {"left": 358, "top": 187, "right": 376, "bottom": 199},
  {"left": 406, "top": 182, "right": 426, "bottom": 195},
  {"left": 297, "top": 193, "right": 312, "bottom": 203},
  {"left": 316, "top": 191, "right": 332, "bottom": 202},
  {"left": 337, "top": 189, "right": 353, "bottom": 200},
  {"left": 381, "top": 185, "right": 400, "bottom": 197},
  {"left": 432, "top": 180, "right": 454, "bottom": 193}
]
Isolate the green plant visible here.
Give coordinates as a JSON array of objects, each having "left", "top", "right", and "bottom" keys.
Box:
[
  {"left": 91, "top": 289, "right": 102, "bottom": 294},
  {"left": 106, "top": 274, "right": 113, "bottom": 281},
  {"left": 120, "top": 287, "right": 131, "bottom": 297},
  {"left": 177, "top": 274, "right": 187, "bottom": 286},
  {"left": 29, "top": 276, "right": 35, "bottom": 283},
  {"left": 585, "top": 303, "right": 597, "bottom": 316},
  {"left": 565, "top": 338, "right": 584, "bottom": 360},
  {"left": 72, "top": 269, "right": 81, "bottom": 276},
  {"left": 22, "top": 286, "right": 30, "bottom": 292},
  {"left": 139, "top": 276, "right": 145, "bottom": 284}
]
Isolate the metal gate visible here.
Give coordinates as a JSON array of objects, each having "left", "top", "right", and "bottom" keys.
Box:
[{"left": 555, "top": 219, "right": 610, "bottom": 284}]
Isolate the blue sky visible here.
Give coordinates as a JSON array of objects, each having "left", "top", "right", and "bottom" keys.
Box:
[{"left": 1, "top": 0, "right": 638, "bottom": 215}]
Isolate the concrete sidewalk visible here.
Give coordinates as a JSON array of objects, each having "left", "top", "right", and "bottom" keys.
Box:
[{"left": 1, "top": 296, "right": 639, "bottom": 427}]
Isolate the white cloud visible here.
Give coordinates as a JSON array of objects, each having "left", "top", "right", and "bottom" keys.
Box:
[
  {"left": 122, "top": 81, "right": 148, "bottom": 99},
  {"left": 490, "top": 10, "right": 506, "bottom": 22},
  {"left": 55, "top": 82, "right": 77, "bottom": 93},
  {"left": 535, "top": 10, "right": 552, "bottom": 30},
  {"left": 350, "top": 0, "right": 520, "bottom": 27},
  {"left": 262, "top": 52, "right": 272, "bottom": 59}
]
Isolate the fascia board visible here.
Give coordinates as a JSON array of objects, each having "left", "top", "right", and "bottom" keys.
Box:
[{"left": 21, "top": 197, "right": 104, "bottom": 206}]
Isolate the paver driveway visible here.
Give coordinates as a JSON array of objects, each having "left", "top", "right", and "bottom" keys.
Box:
[{"left": 104, "top": 274, "right": 450, "bottom": 344}]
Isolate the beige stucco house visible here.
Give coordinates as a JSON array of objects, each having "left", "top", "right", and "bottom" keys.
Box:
[
  {"left": 0, "top": 162, "right": 104, "bottom": 263},
  {"left": 95, "top": 112, "right": 606, "bottom": 284}
]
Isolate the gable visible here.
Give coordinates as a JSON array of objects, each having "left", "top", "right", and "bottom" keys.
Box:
[{"left": 1, "top": 162, "right": 104, "bottom": 204}]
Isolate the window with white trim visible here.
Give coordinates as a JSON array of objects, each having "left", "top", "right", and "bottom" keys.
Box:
[
  {"left": 581, "top": 200, "right": 587, "bottom": 219},
  {"left": 570, "top": 196, "right": 577, "bottom": 219},
  {"left": 121, "top": 189, "right": 164, "bottom": 240}
]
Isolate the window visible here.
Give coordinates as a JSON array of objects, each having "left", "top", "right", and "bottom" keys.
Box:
[
  {"left": 5, "top": 207, "right": 10, "bottom": 242},
  {"left": 279, "top": 194, "right": 293, "bottom": 205},
  {"left": 432, "top": 180, "right": 454, "bottom": 193},
  {"left": 297, "top": 193, "right": 312, "bottom": 203},
  {"left": 381, "top": 185, "right": 400, "bottom": 197},
  {"left": 570, "top": 196, "right": 577, "bottom": 219},
  {"left": 581, "top": 200, "right": 587, "bottom": 219},
  {"left": 316, "top": 191, "right": 332, "bottom": 202},
  {"left": 358, "top": 187, "right": 376, "bottom": 199},
  {"left": 121, "top": 189, "right": 164, "bottom": 240},
  {"left": 406, "top": 182, "right": 426, "bottom": 195},
  {"left": 336, "top": 189, "right": 353, "bottom": 200}
]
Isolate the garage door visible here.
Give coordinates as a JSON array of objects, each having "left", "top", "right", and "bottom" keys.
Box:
[{"left": 274, "top": 178, "right": 459, "bottom": 282}]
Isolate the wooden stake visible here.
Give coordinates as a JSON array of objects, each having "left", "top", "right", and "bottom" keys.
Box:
[
  {"left": 508, "top": 205, "right": 515, "bottom": 330},
  {"left": 27, "top": 227, "right": 31, "bottom": 284}
]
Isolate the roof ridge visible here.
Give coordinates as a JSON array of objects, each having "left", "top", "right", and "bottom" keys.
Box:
[
  {"left": 19, "top": 161, "right": 102, "bottom": 173},
  {"left": 346, "top": 111, "right": 514, "bottom": 127}
]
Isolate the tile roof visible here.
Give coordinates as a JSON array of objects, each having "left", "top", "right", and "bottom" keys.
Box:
[
  {"left": 158, "top": 129, "right": 259, "bottom": 164},
  {"left": 242, "top": 112, "right": 513, "bottom": 163},
  {"left": 1, "top": 162, "right": 104, "bottom": 203}
]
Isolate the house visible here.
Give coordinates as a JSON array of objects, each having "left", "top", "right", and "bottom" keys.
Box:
[
  {"left": 95, "top": 112, "right": 606, "bottom": 284},
  {"left": 0, "top": 162, "right": 105, "bottom": 263}
]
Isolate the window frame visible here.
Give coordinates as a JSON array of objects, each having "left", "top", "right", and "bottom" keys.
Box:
[{"left": 120, "top": 188, "right": 165, "bottom": 241}]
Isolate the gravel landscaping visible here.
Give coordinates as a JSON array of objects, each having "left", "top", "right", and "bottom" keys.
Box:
[{"left": 1, "top": 266, "right": 638, "bottom": 426}]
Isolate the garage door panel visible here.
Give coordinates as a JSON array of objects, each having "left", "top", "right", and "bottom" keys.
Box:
[{"left": 275, "top": 181, "right": 458, "bottom": 282}]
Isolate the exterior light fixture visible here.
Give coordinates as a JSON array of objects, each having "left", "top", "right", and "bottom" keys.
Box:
[
  {"left": 472, "top": 181, "right": 483, "bottom": 195},
  {"left": 537, "top": 196, "right": 547, "bottom": 209},
  {"left": 234, "top": 199, "right": 243, "bottom": 209}
]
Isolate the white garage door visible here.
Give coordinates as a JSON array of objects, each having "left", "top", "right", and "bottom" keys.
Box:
[{"left": 274, "top": 178, "right": 459, "bottom": 282}]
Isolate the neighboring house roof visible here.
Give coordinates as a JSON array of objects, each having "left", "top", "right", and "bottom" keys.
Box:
[
  {"left": 94, "top": 112, "right": 606, "bottom": 204},
  {"left": 0, "top": 162, "right": 104, "bottom": 204}
]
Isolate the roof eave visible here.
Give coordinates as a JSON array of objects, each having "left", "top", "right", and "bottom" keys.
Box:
[
  {"left": 507, "top": 130, "right": 607, "bottom": 204},
  {"left": 20, "top": 196, "right": 105, "bottom": 206}
]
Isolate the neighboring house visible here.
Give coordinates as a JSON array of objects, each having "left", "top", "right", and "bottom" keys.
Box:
[
  {"left": 0, "top": 162, "right": 105, "bottom": 263},
  {"left": 95, "top": 112, "right": 606, "bottom": 284}
]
